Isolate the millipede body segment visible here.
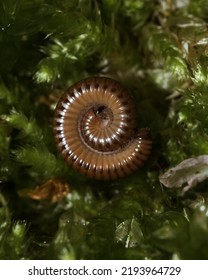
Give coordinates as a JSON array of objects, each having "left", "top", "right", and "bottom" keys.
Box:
[{"left": 53, "top": 77, "right": 152, "bottom": 180}]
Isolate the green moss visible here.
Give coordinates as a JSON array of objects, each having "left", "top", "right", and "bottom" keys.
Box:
[{"left": 1, "top": 0, "right": 208, "bottom": 260}]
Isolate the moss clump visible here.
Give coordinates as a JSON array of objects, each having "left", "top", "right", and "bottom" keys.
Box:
[{"left": 1, "top": 0, "right": 208, "bottom": 259}]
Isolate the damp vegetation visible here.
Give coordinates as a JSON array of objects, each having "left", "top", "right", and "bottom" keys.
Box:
[{"left": 1, "top": 0, "right": 208, "bottom": 260}]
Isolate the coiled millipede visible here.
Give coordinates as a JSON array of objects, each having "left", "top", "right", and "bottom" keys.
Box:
[{"left": 53, "top": 77, "right": 152, "bottom": 180}]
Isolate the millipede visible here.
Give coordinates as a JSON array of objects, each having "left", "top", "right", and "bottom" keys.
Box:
[{"left": 53, "top": 77, "right": 152, "bottom": 180}]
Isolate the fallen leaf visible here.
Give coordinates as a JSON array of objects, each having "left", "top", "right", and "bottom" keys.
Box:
[
  {"left": 159, "top": 155, "right": 208, "bottom": 193},
  {"left": 18, "top": 178, "right": 70, "bottom": 203}
]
